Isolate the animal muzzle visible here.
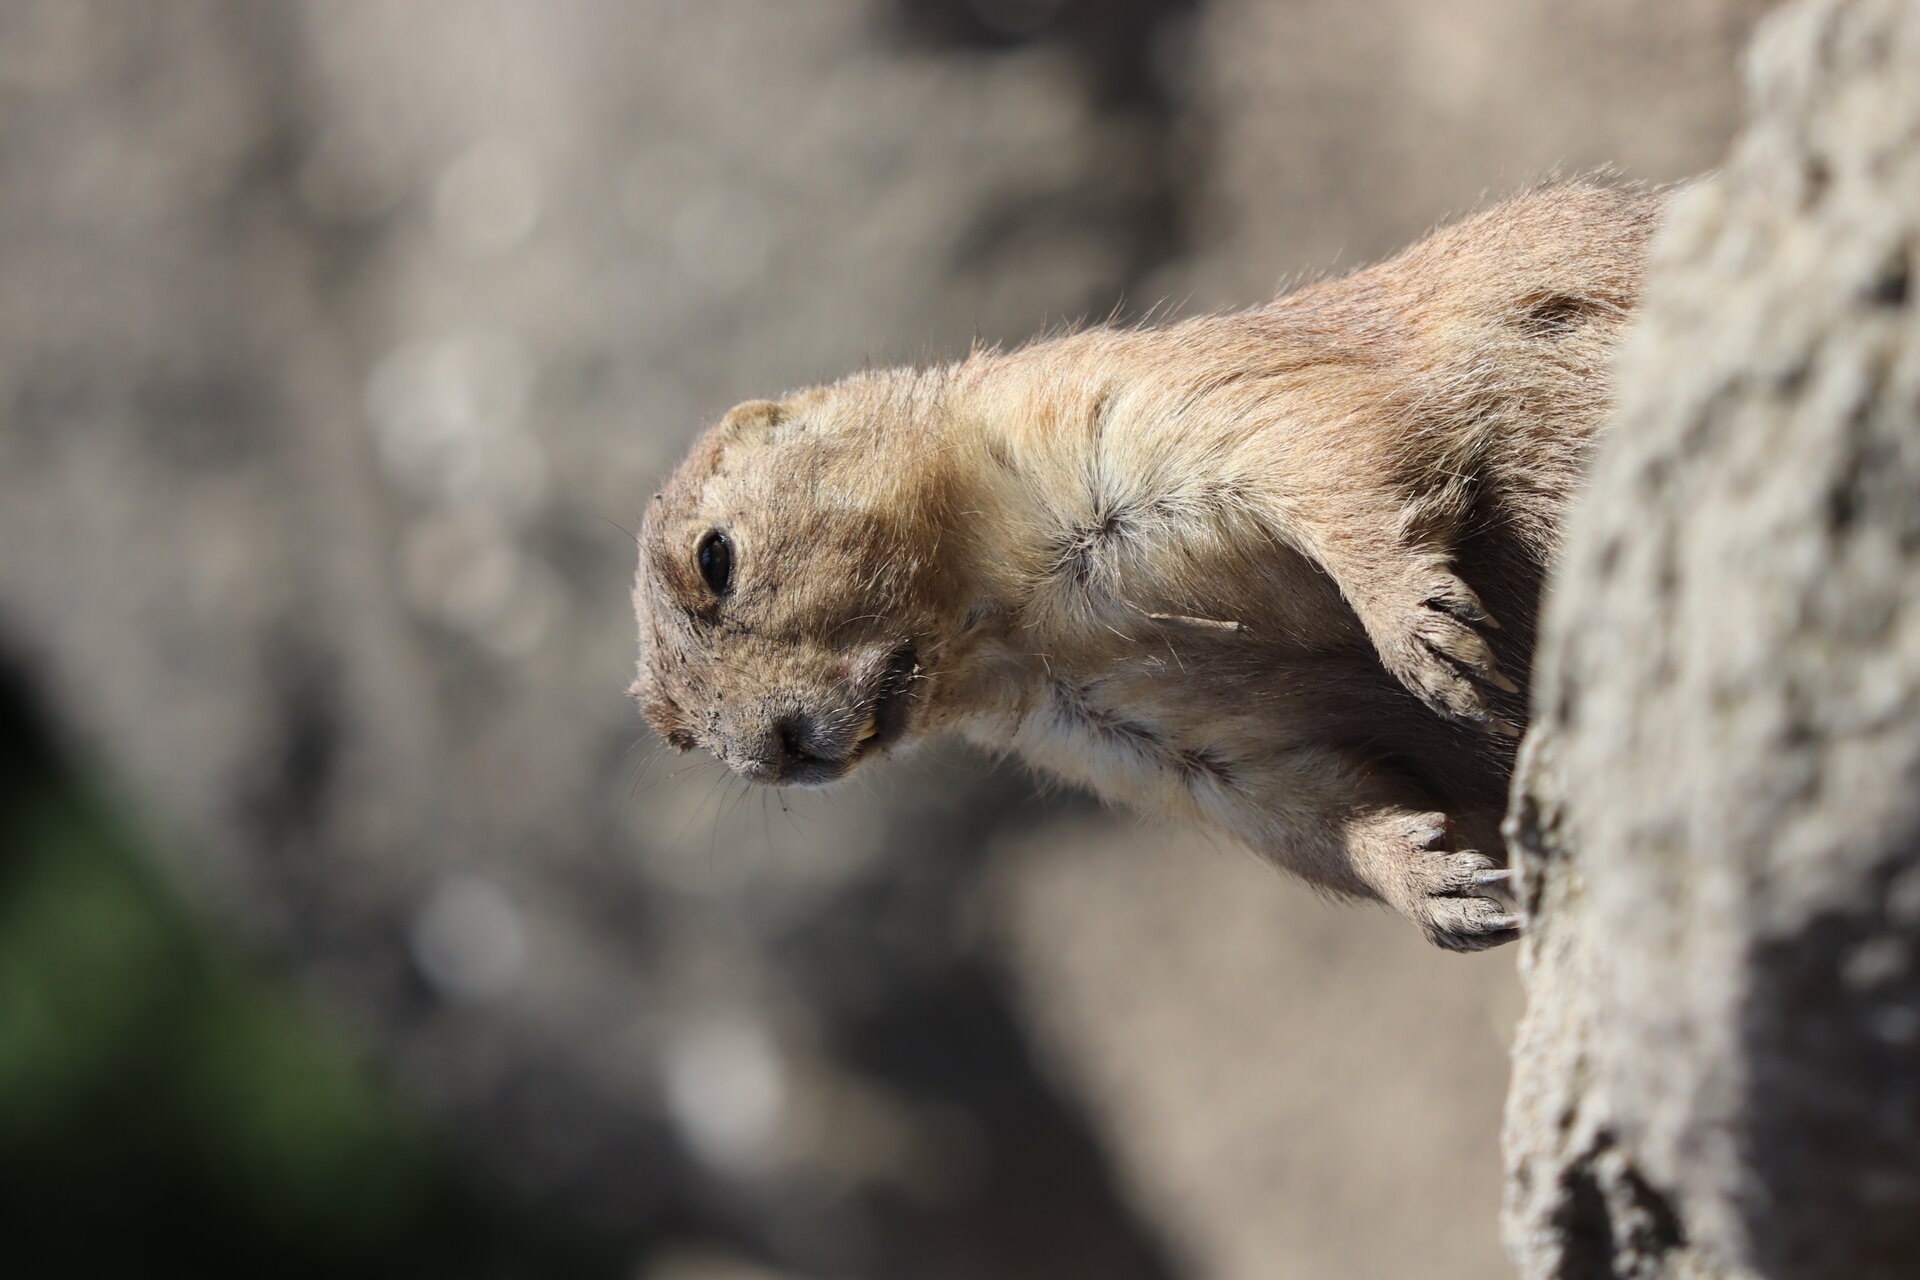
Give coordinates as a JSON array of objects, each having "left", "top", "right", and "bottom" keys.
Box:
[
  {"left": 720, "top": 706, "right": 874, "bottom": 787},
  {"left": 719, "top": 643, "right": 918, "bottom": 787}
]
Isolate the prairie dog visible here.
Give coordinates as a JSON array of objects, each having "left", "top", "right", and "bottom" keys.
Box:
[{"left": 632, "top": 183, "right": 1661, "bottom": 950}]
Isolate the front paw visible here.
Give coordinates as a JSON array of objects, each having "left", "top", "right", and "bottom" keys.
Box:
[
  {"left": 1387, "top": 817, "right": 1522, "bottom": 952},
  {"left": 1373, "top": 571, "right": 1521, "bottom": 734}
]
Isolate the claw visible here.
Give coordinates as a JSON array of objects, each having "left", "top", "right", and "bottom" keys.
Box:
[
  {"left": 1424, "top": 583, "right": 1491, "bottom": 625},
  {"left": 1484, "top": 913, "right": 1524, "bottom": 932},
  {"left": 1492, "top": 718, "right": 1523, "bottom": 738},
  {"left": 1472, "top": 868, "right": 1512, "bottom": 887},
  {"left": 1488, "top": 670, "right": 1522, "bottom": 695}
]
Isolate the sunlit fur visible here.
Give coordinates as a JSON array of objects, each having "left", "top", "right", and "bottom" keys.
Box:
[{"left": 633, "top": 182, "right": 1663, "bottom": 950}]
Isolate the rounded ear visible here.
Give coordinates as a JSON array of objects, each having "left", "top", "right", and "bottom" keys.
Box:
[{"left": 719, "top": 398, "right": 784, "bottom": 439}]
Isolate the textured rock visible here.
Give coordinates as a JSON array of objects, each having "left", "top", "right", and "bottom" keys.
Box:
[{"left": 1503, "top": 1, "right": 1920, "bottom": 1275}]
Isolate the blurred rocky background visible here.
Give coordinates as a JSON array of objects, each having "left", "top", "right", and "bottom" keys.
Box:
[{"left": 0, "top": 2, "right": 1774, "bottom": 1277}]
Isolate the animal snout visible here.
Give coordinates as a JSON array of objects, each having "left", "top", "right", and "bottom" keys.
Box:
[{"left": 728, "top": 711, "right": 853, "bottom": 787}]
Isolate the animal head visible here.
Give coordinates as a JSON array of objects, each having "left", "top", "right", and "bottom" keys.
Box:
[{"left": 631, "top": 375, "right": 965, "bottom": 786}]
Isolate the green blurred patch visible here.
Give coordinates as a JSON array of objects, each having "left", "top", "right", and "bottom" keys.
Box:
[{"left": 0, "top": 690, "right": 619, "bottom": 1280}]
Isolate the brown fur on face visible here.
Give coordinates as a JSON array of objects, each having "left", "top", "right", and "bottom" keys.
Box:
[
  {"left": 633, "top": 181, "right": 1665, "bottom": 950},
  {"left": 633, "top": 375, "right": 971, "bottom": 784}
]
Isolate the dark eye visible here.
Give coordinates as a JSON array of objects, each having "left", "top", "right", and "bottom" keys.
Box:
[{"left": 696, "top": 530, "right": 733, "bottom": 595}]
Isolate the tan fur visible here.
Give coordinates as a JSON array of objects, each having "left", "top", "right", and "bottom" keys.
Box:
[{"left": 632, "top": 182, "right": 1664, "bottom": 950}]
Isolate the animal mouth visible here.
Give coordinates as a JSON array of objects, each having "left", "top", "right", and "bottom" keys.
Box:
[
  {"left": 846, "top": 642, "right": 919, "bottom": 766},
  {"left": 740, "top": 643, "right": 922, "bottom": 788}
]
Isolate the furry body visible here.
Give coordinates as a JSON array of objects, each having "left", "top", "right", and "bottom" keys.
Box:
[{"left": 632, "top": 183, "right": 1662, "bottom": 950}]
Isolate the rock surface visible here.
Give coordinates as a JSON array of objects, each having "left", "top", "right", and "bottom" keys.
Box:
[{"left": 1503, "top": 1, "right": 1920, "bottom": 1275}]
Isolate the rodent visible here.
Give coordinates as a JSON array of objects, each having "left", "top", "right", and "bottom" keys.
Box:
[{"left": 630, "top": 181, "right": 1662, "bottom": 951}]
